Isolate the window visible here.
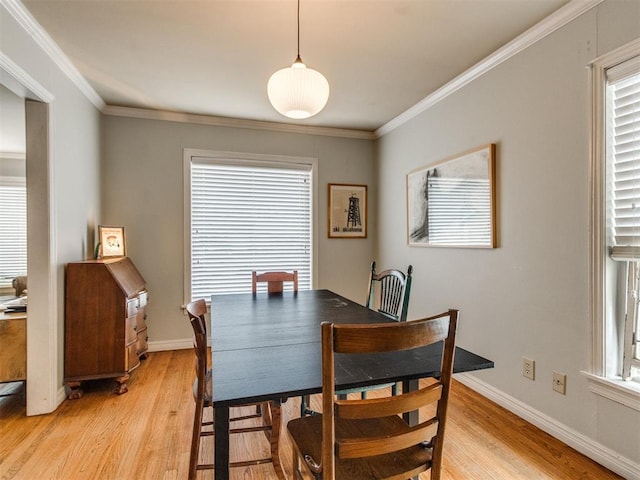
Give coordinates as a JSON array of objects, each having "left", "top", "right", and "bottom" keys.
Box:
[
  {"left": 607, "top": 59, "right": 640, "bottom": 381},
  {"left": 589, "top": 39, "right": 640, "bottom": 409},
  {"left": 185, "top": 150, "right": 315, "bottom": 300},
  {"left": 0, "top": 176, "right": 27, "bottom": 288}
]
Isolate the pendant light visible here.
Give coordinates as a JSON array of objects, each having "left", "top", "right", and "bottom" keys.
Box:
[{"left": 267, "top": 0, "right": 329, "bottom": 119}]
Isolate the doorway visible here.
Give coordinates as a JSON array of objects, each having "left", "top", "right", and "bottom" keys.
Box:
[{"left": 1, "top": 58, "right": 57, "bottom": 416}]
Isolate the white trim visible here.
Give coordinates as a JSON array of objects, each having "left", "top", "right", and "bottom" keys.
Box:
[
  {"left": 589, "top": 38, "right": 640, "bottom": 68},
  {"left": 457, "top": 373, "right": 640, "bottom": 480},
  {"left": 104, "top": 105, "right": 375, "bottom": 140},
  {"left": 25, "top": 97, "right": 59, "bottom": 416},
  {"left": 2, "top": 0, "right": 105, "bottom": 110},
  {"left": 376, "top": 0, "right": 604, "bottom": 138},
  {"left": 148, "top": 339, "right": 193, "bottom": 352},
  {"left": 589, "top": 55, "right": 607, "bottom": 375},
  {"left": 0, "top": 151, "right": 25, "bottom": 160},
  {"left": 0, "top": 51, "right": 54, "bottom": 103},
  {"left": 582, "top": 371, "right": 640, "bottom": 412}
]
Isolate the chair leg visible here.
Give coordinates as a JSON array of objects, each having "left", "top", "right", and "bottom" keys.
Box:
[
  {"left": 392, "top": 381, "right": 400, "bottom": 396},
  {"left": 189, "top": 396, "right": 204, "bottom": 480},
  {"left": 260, "top": 401, "right": 273, "bottom": 442},
  {"left": 267, "top": 400, "right": 286, "bottom": 480}
]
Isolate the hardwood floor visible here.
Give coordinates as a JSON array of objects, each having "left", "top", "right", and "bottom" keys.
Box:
[{"left": 0, "top": 350, "right": 622, "bottom": 479}]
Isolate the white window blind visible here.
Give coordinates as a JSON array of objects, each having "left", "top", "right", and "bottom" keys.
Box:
[
  {"left": 190, "top": 159, "right": 312, "bottom": 298},
  {"left": 609, "top": 58, "right": 640, "bottom": 253},
  {"left": 607, "top": 57, "right": 640, "bottom": 378},
  {"left": 0, "top": 178, "right": 27, "bottom": 282}
]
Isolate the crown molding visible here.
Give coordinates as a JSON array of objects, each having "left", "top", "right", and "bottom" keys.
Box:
[
  {"left": 103, "top": 105, "right": 376, "bottom": 140},
  {"left": 375, "top": 0, "right": 604, "bottom": 138},
  {"left": 3, "top": 0, "right": 105, "bottom": 110},
  {"left": 5, "top": 0, "right": 602, "bottom": 141}
]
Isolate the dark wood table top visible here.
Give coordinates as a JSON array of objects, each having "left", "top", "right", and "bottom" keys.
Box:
[{"left": 210, "top": 289, "right": 493, "bottom": 407}]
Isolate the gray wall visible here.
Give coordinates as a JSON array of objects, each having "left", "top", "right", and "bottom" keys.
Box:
[
  {"left": 375, "top": 0, "right": 640, "bottom": 472},
  {"left": 101, "top": 116, "right": 375, "bottom": 344}
]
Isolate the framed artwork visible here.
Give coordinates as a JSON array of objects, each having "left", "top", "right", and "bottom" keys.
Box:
[
  {"left": 407, "top": 144, "right": 496, "bottom": 248},
  {"left": 98, "top": 225, "right": 127, "bottom": 257},
  {"left": 328, "top": 184, "right": 367, "bottom": 238}
]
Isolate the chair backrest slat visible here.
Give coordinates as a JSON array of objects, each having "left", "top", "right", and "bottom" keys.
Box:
[
  {"left": 336, "top": 382, "right": 442, "bottom": 419},
  {"left": 252, "top": 270, "right": 298, "bottom": 294},
  {"left": 337, "top": 419, "right": 439, "bottom": 459},
  {"left": 332, "top": 311, "right": 450, "bottom": 354}
]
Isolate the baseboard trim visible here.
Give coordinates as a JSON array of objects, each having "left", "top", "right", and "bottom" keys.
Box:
[
  {"left": 147, "top": 339, "right": 192, "bottom": 352},
  {"left": 456, "top": 373, "right": 640, "bottom": 480}
]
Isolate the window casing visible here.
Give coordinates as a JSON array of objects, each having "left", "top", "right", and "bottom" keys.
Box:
[
  {"left": 589, "top": 39, "right": 640, "bottom": 409},
  {"left": 184, "top": 150, "right": 316, "bottom": 301}
]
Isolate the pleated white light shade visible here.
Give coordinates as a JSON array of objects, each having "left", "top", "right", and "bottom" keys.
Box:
[{"left": 267, "top": 58, "right": 330, "bottom": 119}]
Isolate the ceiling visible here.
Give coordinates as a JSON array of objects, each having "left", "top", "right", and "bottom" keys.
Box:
[{"left": 21, "top": 0, "right": 570, "bottom": 133}]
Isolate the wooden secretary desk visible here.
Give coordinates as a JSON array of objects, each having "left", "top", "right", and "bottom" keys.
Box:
[{"left": 64, "top": 257, "right": 149, "bottom": 399}]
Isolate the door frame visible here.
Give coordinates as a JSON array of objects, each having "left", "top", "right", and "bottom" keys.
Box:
[{"left": 1, "top": 52, "right": 59, "bottom": 415}]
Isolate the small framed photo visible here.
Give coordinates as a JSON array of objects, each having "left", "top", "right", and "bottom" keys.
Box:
[
  {"left": 98, "top": 225, "right": 126, "bottom": 257},
  {"left": 328, "top": 184, "right": 367, "bottom": 238}
]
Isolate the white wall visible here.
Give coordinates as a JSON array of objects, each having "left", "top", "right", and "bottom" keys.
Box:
[
  {"left": 1, "top": 3, "right": 101, "bottom": 413},
  {"left": 101, "top": 116, "right": 375, "bottom": 345},
  {"left": 375, "top": 0, "right": 640, "bottom": 475}
]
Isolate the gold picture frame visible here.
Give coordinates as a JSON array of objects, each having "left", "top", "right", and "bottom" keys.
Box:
[
  {"left": 407, "top": 144, "right": 496, "bottom": 248},
  {"left": 328, "top": 184, "right": 367, "bottom": 238},
  {"left": 98, "top": 225, "right": 127, "bottom": 257}
]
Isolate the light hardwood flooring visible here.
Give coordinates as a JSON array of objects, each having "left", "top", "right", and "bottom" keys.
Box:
[{"left": 0, "top": 350, "right": 622, "bottom": 479}]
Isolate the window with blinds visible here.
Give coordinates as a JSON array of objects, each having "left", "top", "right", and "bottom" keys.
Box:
[
  {"left": 0, "top": 178, "right": 27, "bottom": 285},
  {"left": 190, "top": 158, "right": 312, "bottom": 298},
  {"left": 607, "top": 56, "right": 640, "bottom": 377},
  {"left": 609, "top": 58, "right": 640, "bottom": 254}
]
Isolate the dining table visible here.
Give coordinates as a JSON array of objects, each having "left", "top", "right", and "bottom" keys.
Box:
[{"left": 210, "top": 289, "right": 494, "bottom": 480}]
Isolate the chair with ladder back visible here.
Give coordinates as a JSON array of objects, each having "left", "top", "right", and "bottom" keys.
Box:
[
  {"left": 288, "top": 309, "right": 458, "bottom": 480},
  {"left": 185, "top": 299, "right": 286, "bottom": 480},
  {"left": 300, "top": 261, "right": 412, "bottom": 416}
]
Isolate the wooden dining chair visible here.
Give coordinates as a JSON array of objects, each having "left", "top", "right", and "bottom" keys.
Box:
[
  {"left": 366, "top": 260, "right": 413, "bottom": 322},
  {"left": 288, "top": 309, "right": 458, "bottom": 480},
  {"left": 184, "top": 299, "right": 286, "bottom": 480},
  {"left": 252, "top": 270, "right": 298, "bottom": 293},
  {"left": 359, "top": 260, "right": 413, "bottom": 398},
  {"left": 300, "top": 261, "right": 413, "bottom": 416}
]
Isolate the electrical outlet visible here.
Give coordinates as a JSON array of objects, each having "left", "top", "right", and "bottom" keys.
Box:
[
  {"left": 553, "top": 372, "right": 566, "bottom": 394},
  {"left": 522, "top": 357, "right": 535, "bottom": 380}
]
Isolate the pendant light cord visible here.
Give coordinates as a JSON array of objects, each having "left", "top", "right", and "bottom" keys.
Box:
[{"left": 296, "top": 0, "right": 302, "bottom": 63}]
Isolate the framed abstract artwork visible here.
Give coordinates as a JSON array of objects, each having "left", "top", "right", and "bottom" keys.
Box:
[{"left": 407, "top": 144, "right": 496, "bottom": 248}]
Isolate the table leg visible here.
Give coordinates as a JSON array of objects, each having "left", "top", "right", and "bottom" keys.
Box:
[
  {"left": 402, "top": 379, "right": 419, "bottom": 425},
  {"left": 214, "top": 406, "right": 230, "bottom": 480}
]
